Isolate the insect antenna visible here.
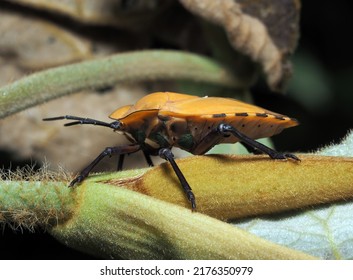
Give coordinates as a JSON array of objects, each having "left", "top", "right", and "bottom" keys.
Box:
[
  {"left": 43, "top": 115, "right": 120, "bottom": 129},
  {"left": 63, "top": 121, "right": 85, "bottom": 126}
]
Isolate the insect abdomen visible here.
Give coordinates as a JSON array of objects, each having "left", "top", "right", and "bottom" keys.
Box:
[{"left": 214, "top": 112, "right": 297, "bottom": 142}]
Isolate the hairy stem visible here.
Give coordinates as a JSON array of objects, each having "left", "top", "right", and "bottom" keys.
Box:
[
  {"left": 0, "top": 50, "right": 243, "bottom": 119},
  {"left": 0, "top": 180, "right": 77, "bottom": 231},
  {"left": 2, "top": 154, "right": 352, "bottom": 259}
]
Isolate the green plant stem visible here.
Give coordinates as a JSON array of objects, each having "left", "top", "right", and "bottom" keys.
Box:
[
  {"left": 51, "top": 181, "right": 314, "bottom": 259},
  {"left": 0, "top": 180, "right": 77, "bottom": 230},
  {"left": 0, "top": 50, "right": 243, "bottom": 119},
  {"left": 3, "top": 153, "right": 353, "bottom": 259},
  {"left": 0, "top": 170, "right": 314, "bottom": 259}
]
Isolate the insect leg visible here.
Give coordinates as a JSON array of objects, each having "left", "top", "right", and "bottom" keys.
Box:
[
  {"left": 143, "top": 150, "right": 154, "bottom": 167},
  {"left": 159, "top": 148, "right": 196, "bottom": 209},
  {"left": 240, "top": 141, "right": 263, "bottom": 155},
  {"left": 117, "top": 150, "right": 153, "bottom": 171},
  {"left": 218, "top": 124, "right": 300, "bottom": 161},
  {"left": 117, "top": 154, "right": 125, "bottom": 171},
  {"left": 70, "top": 144, "right": 141, "bottom": 187}
]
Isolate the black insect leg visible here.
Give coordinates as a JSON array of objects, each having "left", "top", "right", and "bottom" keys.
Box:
[
  {"left": 117, "top": 154, "right": 125, "bottom": 171},
  {"left": 143, "top": 150, "right": 154, "bottom": 167},
  {"left": 218, "top": 124, "right": 300, "bottom": 161},
  {"left": 70, "top": 144, "right": 141, "bottom": 187},
  {"left": 240, "top": 141, "right": 263, "bottom": 155},
  {"left": 117, "top": 150, "right": 153, "bottom": 171},
  {"left": 159, "top": 148, "right": 196, "bottom": 209}
]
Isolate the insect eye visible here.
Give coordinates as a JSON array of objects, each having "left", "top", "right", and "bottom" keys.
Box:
[{"left": 111, "top": 121, "right": 122, "bottom": 130}]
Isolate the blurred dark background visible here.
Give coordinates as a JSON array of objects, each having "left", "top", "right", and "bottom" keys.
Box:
[
  {"left": 255, "top": 1, "right": 353, "bottom": 153},
  {"left": 1, "top": 1, "right": 353, "bottom": 259}
]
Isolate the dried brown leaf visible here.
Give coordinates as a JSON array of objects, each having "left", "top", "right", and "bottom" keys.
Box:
[
  {"left": 9, "top": 0, "right": 173, "bottom": 29},
  {"left": 179, "top": 0, "right": 301, "bottom": 91},
  {"left": 0, "top": 10, "right": 91, "bottom": 70}
]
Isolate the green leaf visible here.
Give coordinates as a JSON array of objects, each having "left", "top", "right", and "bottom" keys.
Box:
[{"left": 236, "top": 203, "right": 353, "bottom": 259}]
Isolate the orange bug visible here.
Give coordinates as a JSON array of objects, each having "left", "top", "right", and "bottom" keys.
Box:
[{"left": 44, "top": 92, "right": 299, "bottom": 209}]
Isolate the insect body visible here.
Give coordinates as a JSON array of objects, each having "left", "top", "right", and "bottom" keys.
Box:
[{"left": 44, "top": 92, "right": 299, "bottom": 209}]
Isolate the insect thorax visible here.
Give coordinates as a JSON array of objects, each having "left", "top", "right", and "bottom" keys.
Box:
[
  {"left": 121, "top": 114, "right": 219, "bottom": 154},
  {"left": 135, "top": 115, "right": 222, "bottom": 154}
]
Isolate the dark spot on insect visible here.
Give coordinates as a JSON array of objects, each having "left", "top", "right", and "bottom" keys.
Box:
[
  {"left": 212, "top": 113, "right": 226, "bottom": 118},
  {"left": 132, "top": 130, "right": 146, "bottom": 144},
  {"left": 177, "top": 134, "right": 194, "bottom": 149},
  {"left": 241, "top": 124, "right": 245, "bottom": 127},
  {"left": 172, "top": 137, "right": 176, "bottom": 141},
  {"left": 158, "top": 115, "right": 171, "bottom": 121},
  {"left": 170, "top": 121, "right": 187, "bottom": 134},
  {"left": 275, "top": 115, "right": 286, "bottom": 120},
  {"left": 236, "top": 113, "right": 249, "bottom": 117},
  {"left": 194, "top": 127, "right": 198, "bottom": 130},
  {"left": 150, "top": 132, "right": 169, "bottom": 147},
  {"left": 257, "top": 124, "right": 261, "bottom": 127},
  {"left": 256, "top": 113, "right": 268, "bottom": 117},
  {"left": 208, "top": 126, "right": 211, "bottom": 130}
]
